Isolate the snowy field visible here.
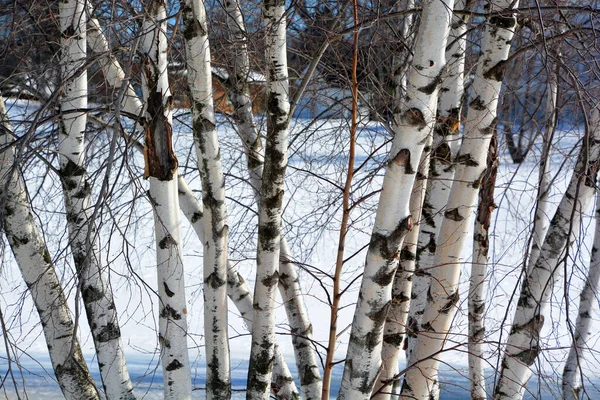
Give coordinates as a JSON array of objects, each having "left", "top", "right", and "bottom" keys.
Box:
[{"left": 2, "top": 99, "right": 600, "bottom": 398}]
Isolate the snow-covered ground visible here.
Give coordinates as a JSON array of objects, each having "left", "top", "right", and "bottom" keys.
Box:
[{"left": 1, "top": 99, "right": 600, "bottom": 398}]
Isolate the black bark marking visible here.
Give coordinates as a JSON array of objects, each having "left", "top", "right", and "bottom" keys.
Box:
[
  {"left": 439, "top": 291, "right": 459, "bottom": 314},
  {"left": 484, "top": 59, "right": 508, "bottom": 82},
  {"left": 160, "top": 305, "right": 182, "bottom": 320},
  {"left": 390, "top": 148, "right": 415, "bottom": 174},
  {"left": 163, "top": 282, "right": 175, "bottom": 297},
  {"left": 444, "top": 208, "right": 464, "bottom": 221},
  {"left": 165, "top": 359, "right": 184, "bottom": 371},
  {"left": 205, "top": 272, "right": 227, "bottom": 289},
  {"left": 158, "top": 234, "right": 177, "bottom": 249},
  {"left": 455, "top": 153, "right": 480, "bottom": 167},
  {"left": 403, "top": 108, "right": 427, "bottom": 128},
  {"left": 96, "top": 322, "right": 121, "bottom": 343},
  {"left": 489, "top": 15, "right": 517, "bottom": 29},
  {"left": 368, "top": 216, "right": 413, "bottom": 261}
]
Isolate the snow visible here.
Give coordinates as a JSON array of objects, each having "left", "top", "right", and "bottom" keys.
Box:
[{"left": 1, "top": 99, "right": 600, "bottom": 398}]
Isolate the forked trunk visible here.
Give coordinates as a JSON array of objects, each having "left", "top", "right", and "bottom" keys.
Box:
[
  {"left": 401, "top": 2, "right": 518, "bottom": 399},
  {"left": 0, "top": 97, "right": 100, "bottom": 400},
  {"left": 405, "top": 0, "right": 469, "bottom": 361},
  {"left": 181, "top": 1, "right": 231, "bottom": 398},
  {"left": 337, "top": 0, "right": 456, "bottom": 397},
  {"left": 59, "top": 1, "right": 135, "bottom": 397},
  {"left": 494, "top": 108, "right": 600, "bottom": 399},
  {"left": 87, "top": 15, "right": 298, "bottom": 396},
  {"left": 222, "top": 2, "right": 321, "bottom": 397},
  {"left": 141, "top": 1, "right": 191, "bottom": 398},
  {"left": 375, "top": 135, "right": 431, "bottom": 399}
]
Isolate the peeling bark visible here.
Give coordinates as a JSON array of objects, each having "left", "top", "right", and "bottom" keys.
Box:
[{"left": 141, "top": 2, "right": 191, "bottom": 398}]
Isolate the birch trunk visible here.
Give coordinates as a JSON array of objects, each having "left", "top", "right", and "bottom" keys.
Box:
[
  {"left": 87, "top": 15, "right": 299, "bottom": 396},
  {"left": 176, "top": 177, "right": 299, "bottom": 399},
  {"left": 405, "top": 0, "right": 469, "bottom": 361},
  {"left": 0, "top": 97, "right": 100, "bottom": 400},
  {"left": 401, "top": 2, "right": 518, "bottom": 399},
  {"left": 494, "top": 108, "right": 600, "bottom": 400},
  {"left": 529, "top": 56, "right": 560, "bottom": 268},
  {"left": 337, "top": 0, "right": 455, "bottom": 397},
  {"left": 181, "top": 1, "right": 231, "bottom": 398},
  {"left": 375, "top": 135, "right": 431, "bottom": 400},
  {"left": 222, "top": 2, "right": 322, "bottom": 396},
  {"left": 469, "top": 133, "right": 498, "bottom": 400},
  {"left": 246, "top": 0, "right": 291, "bottom": 397},
  {"left": 562, "top": 192, "right": 600, "bottom": 400},
  {"left": 59, "top": 1, "right": 135, "bottom": 397},
  {"left": 141, "top": 2, "right": 191, "bottom": 398}
]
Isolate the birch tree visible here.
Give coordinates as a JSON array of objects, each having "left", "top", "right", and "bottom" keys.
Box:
[
  {"left": 562, "top": 192, "right": 600, "bottom": 400},
  {"left": 337, "top": 0, "right": 456, "bottom": 397},
  {"left": 246, "top": 0, "right": 292, "bottom": 397},
  {"left": 141, "top": 1, "right": 191, "bottom": 398},
  {"left": 469, "top": 133, "right": 498, "bottom": 400},
  {"left": 494, "top": 107, "right": 600, "bottom": 400},
  {"left": 222, "top": 1, "right": 321, "bottom": 397},
  {"left": 0, "top": 96, "right": 101, "bottom": 400},
  {"left": 401, "top": 2, "right": 518, "bottom": 398},
  {"left": 58, "top": 0, "right": 135, "bottom": 397},
  {"left": 405, "top": 0, "right": 469, "bottom": 360},
  {"left": 181, "top": 1, "right": 231, "bottom": 397},
  {"left": 88, "top": 13, "right": 299, "bottom": 396}
]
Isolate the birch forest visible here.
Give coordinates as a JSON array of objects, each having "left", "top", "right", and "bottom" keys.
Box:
[{"left": 4, "top": 0, "right": 600, "bottom": 399}]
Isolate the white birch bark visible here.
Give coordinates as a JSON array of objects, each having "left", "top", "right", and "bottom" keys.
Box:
[
  {"left": 529, "top": 58, "right": 560, "bottom": 269},
  {"left": 141, "top": 2, "right": 191, "bottom": 398},
  {"left": 469, "top": 134, "right": 498, "bottom": 400},
  {"left": 0, "top": 97, "right": 100, "bottom": 400},
  {"left": 177, "top": 176, "right": 300, "bottom": 399},
  {"left": 87, "top": 14, "right": 143, "bottom": 120},
  {"left": 337, "top": 0, "right": 455, "bottom": 398},
  {"left": 494, "top": 109, "right": 600, "bottom": 400},
  {"left": 59, "top": 1, "right": 135, "bottom": 397},
  {"left": 405, "top": 0, "right": 468, "bottom": 361},
  {"left": 246, "top": 0, "right": 291, "bottom": 397},
  {"left": 375, "top": 135, "right": 431, "bottom": 400},
  {"left": 86, "top": 15, "right": 299, "bottom": 396},
  {"left": 223, "top": 4, "right": 322, "bottom": 394},
  {"left": 562, "top": 192, "right": 600, "bottom": 400},
  {"left": 181, "top": 1, "right": 231, "bottom": 397},
  {"left": 401, "top": 2, "right": 518, "bottom": 399}
]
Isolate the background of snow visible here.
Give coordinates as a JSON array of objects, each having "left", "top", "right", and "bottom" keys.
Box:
[{"left": 1, "top": 99, "right": 600, "bottom": 398}]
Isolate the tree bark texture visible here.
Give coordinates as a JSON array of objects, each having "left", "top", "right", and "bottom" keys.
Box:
[
  {"left": 401, "top": 2, "right": 518, "bottom": 399},
  {"left": 469, "top": 133, "right": 498, "bottom": 400},
  {"left": 59, "top": 1, "right": 135, "bottom": 397},
  {"left": 494, "top": 108, "right": 600, "bottom": 400},
  {"left": 0, "top": 97, "right": 101, "bottom": 400},
  {"left": 141, "top": 1, "right": 192, "bottom": 398},
  {"left": 405, "top": 0, "right": 469, "bottom": 362},
  {"left": 181, "top": 1, "right": 232, "bottom": 398},
  {"left": 337, "top": 0, "right": 456, "bottom": 397},
  {"left": 246, "top": 0, "right": 292, "bottom": 398}
]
